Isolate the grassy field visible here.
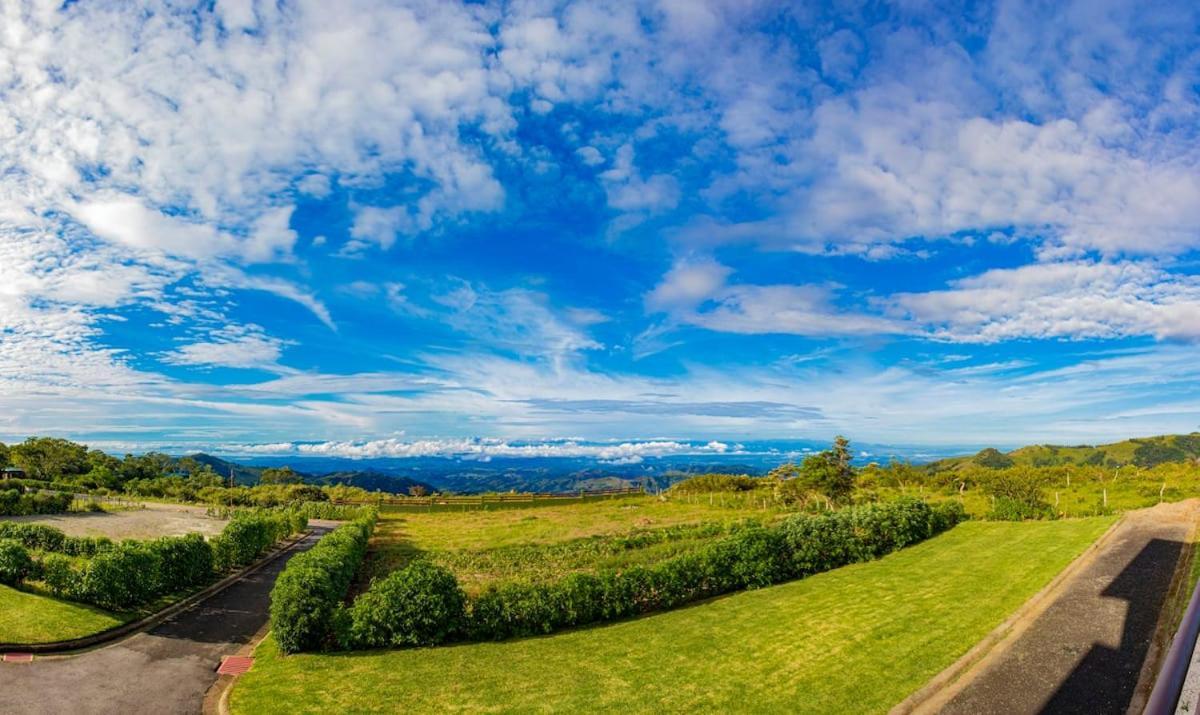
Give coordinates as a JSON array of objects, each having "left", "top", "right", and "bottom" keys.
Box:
[
  {"left": 361, "top": 494, "right": 785, "bottom": 590},
  {"left": 233, "top": 516, "right": 1114, "bottom": 714},
  {"left": 0, "top": 585, "right": 126, "bottom": 644}
]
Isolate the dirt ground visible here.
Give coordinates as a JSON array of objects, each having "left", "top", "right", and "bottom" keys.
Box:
[{"left": 4, "top": 501, "right": 228, "bottom": 539}]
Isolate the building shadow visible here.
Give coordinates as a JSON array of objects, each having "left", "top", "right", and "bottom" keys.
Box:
[{"left": 1040, "top": 537, "right": 1183, "bottom": 714}]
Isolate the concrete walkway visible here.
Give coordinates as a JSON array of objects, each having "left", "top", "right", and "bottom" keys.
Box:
[
  {"left": 0, "top": 527, "right": 328, "bottom": 715},
  {"left": 931, "top": 501, "right": 1199, "bottom": 715}
]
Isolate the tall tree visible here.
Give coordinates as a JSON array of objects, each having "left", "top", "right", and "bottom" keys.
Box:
[{"left": 10, "top": 437, "right": 89, "bottom": 480}]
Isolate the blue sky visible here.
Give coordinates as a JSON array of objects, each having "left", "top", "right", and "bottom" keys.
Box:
[{"left": 2, "top": 0, "right": 1200, "bottom": 457}]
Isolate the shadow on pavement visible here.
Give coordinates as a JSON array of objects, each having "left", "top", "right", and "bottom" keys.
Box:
[{"left": 1039, "top": 537, "right": 1183, "bottom": 714}]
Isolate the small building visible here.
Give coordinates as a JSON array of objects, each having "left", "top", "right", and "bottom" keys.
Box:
[{"left": 1, "top": 467, "right": 26, "bottom": 480}]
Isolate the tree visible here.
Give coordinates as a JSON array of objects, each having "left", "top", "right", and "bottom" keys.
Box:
[
  {"left": 260, "top": 466, "right": 302, "bottom": 485},
  {"left": 10, "top": 437, "right": 89, "bottom": 480},
  {"left": 408, "top": 485, "right": 428, "bottom": 497},
  {"left": 0, "top": 442, "right": 9, "bottom": 470},
  {"left": 797, "top": 436, "right": 856, "bottom": 503}
]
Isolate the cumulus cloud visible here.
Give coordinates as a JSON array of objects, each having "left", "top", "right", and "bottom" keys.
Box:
[
  {"left": 647, "top": 256, "right": 901, "bottom": 337},
  {"left": 893, "top": 261, "right": 1200, "bottom": 343}
]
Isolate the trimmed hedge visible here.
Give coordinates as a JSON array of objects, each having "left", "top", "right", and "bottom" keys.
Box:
[
  {"left": 270, "top": 512, "right": 376, "bottom": 654},
  {"left": 330, "top": 498, "right": 966, "bottom": 649},
  {"left": 212, "top": 512, "right": 302, "bottom": 572},
  {"left": 339, "top": 561, "right": 465, "bottom": 648},
  {"left": 0, "top": 489, "right": 72, "bottom": 516},
  {"left": 0, "top": 539, "right": 34, "bottom": 585},
  {"left": 33, "top": 508, "right": 306, "bottom": 611},
  {"left": 0, "top": 522, "right": 113, "bottom": 556}
]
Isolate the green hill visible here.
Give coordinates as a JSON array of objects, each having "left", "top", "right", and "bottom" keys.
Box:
[{"left": 927, "top": 433, "right": 1200, "bottom": 472}]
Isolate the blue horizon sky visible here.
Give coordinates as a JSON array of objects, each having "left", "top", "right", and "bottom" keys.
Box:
[{"left": 3, "top": 1, "right": 1200, "bottom": 458}]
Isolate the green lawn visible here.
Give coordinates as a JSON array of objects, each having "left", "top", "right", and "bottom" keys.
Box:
[
  {"left": 233, "top": 516, "right": 1114, "bottom": 714},
  {"left": 0, "top": 585, "right": 126, "bottom": 644},
  {"left": 361, "top": 494, "right": 786, "bottom": 588}
]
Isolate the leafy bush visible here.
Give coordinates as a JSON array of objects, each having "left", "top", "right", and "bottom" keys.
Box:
[
  {"left": 670, "top": 474, "right": 762, "bottom": 494},
  {"left": 76, "top": 542, "right": 163, "bottom": 610},
  {"left": 983, "top": 468, "right": 1053, "bottom": 520},
  {"left": 340, "top": 561, "right": 465, "bottom": 648},
  {"left": 0, "top": 489, "right": 72, "bottom": 516},
  {"left": 0, "top": 539, "right": 34, "bottom": 585},
  {"left": 149, "top": 534, "right": 214, "bottom": 593},
  {"left": 212, "top": 511, "right": 301, "bottom": 571},
  {"left": 271, "top": 514, "right": 375, "bottom": 653},
  {"left": 0, "top": 521, "right": 114, "bottom": 556},
  {"left": 40, "top": 553, "right": 80, "bottom": 598}
]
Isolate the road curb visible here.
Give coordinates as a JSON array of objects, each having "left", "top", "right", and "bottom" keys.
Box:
[
  {"left": 889, "top": 513, "right": 1128, "bottom": 715},
  {"left": 0, "top": 530, "right": 311, "bottom": 655}
]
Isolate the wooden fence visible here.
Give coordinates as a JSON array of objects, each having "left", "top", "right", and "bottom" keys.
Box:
[{"left": 332, "top": 486, "right": 645, "bottom": 510}]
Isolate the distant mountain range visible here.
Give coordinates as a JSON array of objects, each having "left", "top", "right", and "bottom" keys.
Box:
[
  {"left": 189, "top": 433, "right": 1200, "bottom": 494},
  {"left": 193, "top": 439, "right": 966, "bottom": 494}
]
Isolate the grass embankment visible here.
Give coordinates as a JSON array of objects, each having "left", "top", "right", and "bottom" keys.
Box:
[
  {"left": 0, "top": 585, "right": 126, "bottom": 644},
  {"left": 233, "top": 516, "right": 1114, "bottom": 714},
  {"left": 363, "top": 494, "right": 784, "bottom": 592}
]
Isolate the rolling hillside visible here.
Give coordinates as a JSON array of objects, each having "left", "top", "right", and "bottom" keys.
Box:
[{"left": 927, "top": 433, "right": 1200, "bottom": 472}]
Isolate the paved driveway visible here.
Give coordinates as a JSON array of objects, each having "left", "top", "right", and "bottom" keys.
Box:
[{"left": 0, "top": 527, "right": 328, "bottom": 715}]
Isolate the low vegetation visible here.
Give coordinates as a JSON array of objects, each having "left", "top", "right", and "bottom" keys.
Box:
[
  {"left": 270, "top": 498, "right": 964, "bottom": 652},
  {"left": 0, "top": 509, "right": 306, "bottom": 618},
  {"left": 233, "top": 517, "right": 1115, "bottom": 714}
]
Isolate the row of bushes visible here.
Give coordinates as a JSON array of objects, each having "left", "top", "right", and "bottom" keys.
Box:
[
  {"left": 40, "top": 534, "right": 215, "bottom": 609},
  {"left": 270, "top": 512, "right": 377, "bottom": 653},
  {"left": 330, "top": 498, "right": 965, "bottom": 650},
  {"left": 0, "top": 489, "right": 73, "bottom": 516},
  {"left": 0, "top": 510, "right": 307, "bottom": 610},
  {"left": 0, "top": 522, "right": 114, "bottom": 556},
  {"left": 211, "top": 511, "right": 305, "bottom": 572}
]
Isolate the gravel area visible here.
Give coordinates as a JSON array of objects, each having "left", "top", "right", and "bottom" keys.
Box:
[{"left": 3, "top": 501, "right": 228, "bottom": 540}]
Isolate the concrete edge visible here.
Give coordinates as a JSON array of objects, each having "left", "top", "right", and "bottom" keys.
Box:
[
  {"left": 0, "top": 530, "right": 311, "bottom": 655},
  {"left": 888, "top": 513, "right": 1129, "bottom": 715},
  {"left": 203, "top": 621, "right": 276, "bottom": 715}
]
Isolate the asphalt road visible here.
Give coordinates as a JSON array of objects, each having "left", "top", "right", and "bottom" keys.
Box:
[{"left": 0, "top": 527, "right": 328, "bottom": 715}]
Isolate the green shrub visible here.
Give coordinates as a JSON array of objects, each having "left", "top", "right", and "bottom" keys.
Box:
[
  {"left": 40, "top": 553, "right": 80, "bottom": 598},
  {"left": 212, "top": 511, "right": 299, "bottom": 571},
  {"left": 0, "top": 539, "right": 34, "bottom": 585},
  {"left": 271, "top": 515, "right": 375, "bottom": 653},
  {"left": 149, "top": 534, "right": 214, "bottom": 593},
  {"left": 341, "top": 561, "right": 465, "bottom": 648},
  {"left": 670, "top": 473, "right": 763, "bottom": 494},
  {"left": 76, "top": 542, "right": 163, "bottom": 609}
]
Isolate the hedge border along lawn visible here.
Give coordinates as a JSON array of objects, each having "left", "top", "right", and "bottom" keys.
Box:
[
  {"left": 329, "top": 498, "right": 964, "bottom": 650},
  {"left": 0, "top": 584, "right": 127, "bottom": 644},
  {"left": 0, "top": 509, "right": 307, "bottom": 613},
  {"left": 232, "top": 516, "right": 1116, "bottom": 715},
  {"left": 270, "top": 511, "right": 377, "bottom": 653}
]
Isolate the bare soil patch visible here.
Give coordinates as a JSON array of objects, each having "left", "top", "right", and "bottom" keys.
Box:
[{"left": 4, "top": 501, "right": 227, "bottom": 540}]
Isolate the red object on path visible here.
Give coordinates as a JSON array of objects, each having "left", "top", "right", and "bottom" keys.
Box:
[
  {"left": 3, "top": 653, "right": 33, "bottom": 663},
  {"left": 217, "top": 656, "right": 254, "bottom": 675}
]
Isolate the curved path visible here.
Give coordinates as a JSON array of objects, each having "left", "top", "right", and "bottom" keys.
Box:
[{"left": 0, "top": 526, "right": 329, "bottom": 715}]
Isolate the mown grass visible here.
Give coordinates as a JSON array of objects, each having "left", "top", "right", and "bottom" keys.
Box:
[
  {"left": 233, "top": 516, "right": 1114, "bottom": 714},
  {"left": 361, "top": 494, "right": 786, "bottom": 587},
  {"left": 0, "top": 584, "right": 127, "bottom": 644}
]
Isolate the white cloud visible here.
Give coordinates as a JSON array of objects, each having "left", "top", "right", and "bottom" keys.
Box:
[
  {"left": 164, "top": 334, "right": 287, "bottom": 370},
  {"left": 646, "top": 256, "right": 900, "bottom": 337},
  {"left": 893, "top": 260, "right": 1200, "bottom": 343}
]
